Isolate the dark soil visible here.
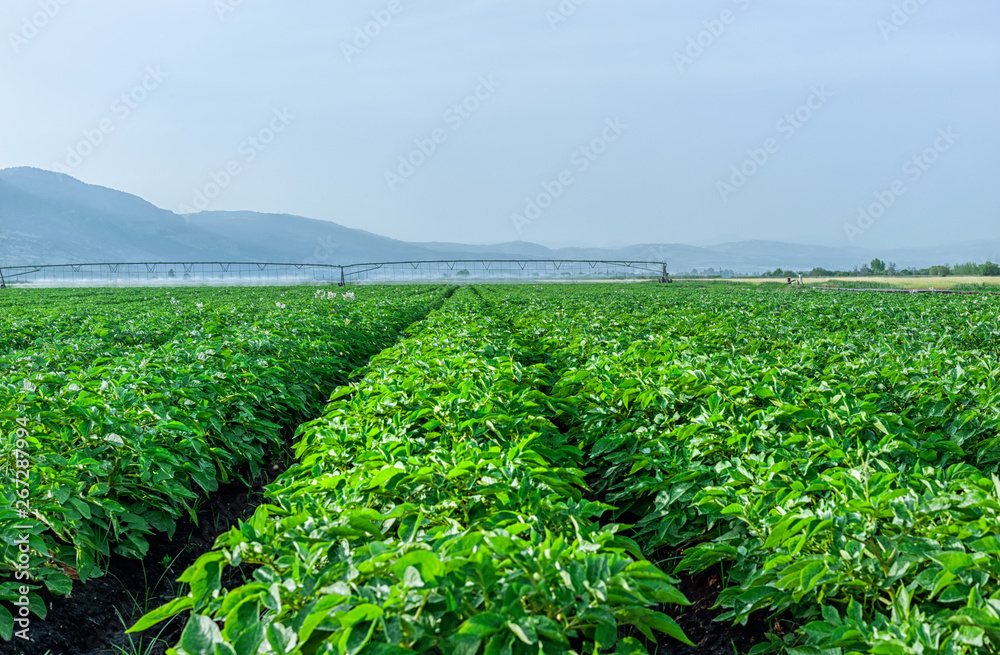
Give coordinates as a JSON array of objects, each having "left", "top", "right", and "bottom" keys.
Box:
[
  {"left": 654, "top": 566, "right": 789, "bottom": 655},
  {"left": 6, "top": 459, "right": 289, "bottom": 655}
]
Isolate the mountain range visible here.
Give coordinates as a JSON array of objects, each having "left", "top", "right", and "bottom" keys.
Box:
[{"left": 1, "top": 167, "right": 997, "bottom": 274}]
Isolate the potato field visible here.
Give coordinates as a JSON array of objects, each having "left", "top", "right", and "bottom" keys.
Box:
[{"left": 4, "top": 284, "right": 1000, "bottom": 655}]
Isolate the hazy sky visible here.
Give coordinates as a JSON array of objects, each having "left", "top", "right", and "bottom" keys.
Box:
[{"left": 1, "top": 0, "right": 997, "bottom": 249}]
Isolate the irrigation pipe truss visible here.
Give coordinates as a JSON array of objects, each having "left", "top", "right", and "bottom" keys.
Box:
[{"left": 0, "top": 260, "right": 672, "bottom": 288}]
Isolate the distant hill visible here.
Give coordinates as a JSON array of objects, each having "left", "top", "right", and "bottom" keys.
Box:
[
  {"left": 2, "top": 167, "right": 997, "bottom": 273},
  {"left": 0, "top": 167, "right": 235, "bottom": 263}
]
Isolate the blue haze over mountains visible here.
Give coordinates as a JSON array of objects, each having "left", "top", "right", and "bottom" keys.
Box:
[{"left": 1, "top": 167, "right": 997, "bottom": 275}]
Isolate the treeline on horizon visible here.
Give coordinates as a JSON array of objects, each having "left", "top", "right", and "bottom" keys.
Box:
[{"left": 683, "top": 259, "right": 1000, "bottom": 279}]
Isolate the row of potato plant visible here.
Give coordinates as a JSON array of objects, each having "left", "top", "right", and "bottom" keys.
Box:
[
  {"left": 136, "top": 287, "right": 692, "bottom": 654},
  {"left": 522, "top": 285, "right": 1000, "bottom": 654},
  {"left": 1, "top": 285, "right": 450, "bottom": 639}
]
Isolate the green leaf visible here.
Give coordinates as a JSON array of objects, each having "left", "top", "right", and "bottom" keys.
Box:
[
  {"left": 392, "top": 550, "right": 445, "bottom": 584},
  {"left": 266, "top": 623, "right": 298, "bottom": 654},
  {"left": 297, "top": 595, "right": 347, "bottom": 643},
  {"left": 507, "top": 620, "right": 537, "bottom": 645},
  {"left": 484, "top": 633, "right": 513, "bottom": 655},
  {"left": 402, "top": 565, "right": 424, "bottom": 588},
  {"left": 339, "top": 604, "right": 383, "bottom": 628},
  {"left": 43, "top": 572, "right": 73, "bottom": 596},
  {"left": 27, "top": 592, "right": 47, "bottom": 620},
  {"left": 934, "top": 551, "right": 975, "bottom": 573},
  {"left": 361, "top": 645, "right": 414, "bottom": 655},
  {"left": 614, "top": 637, "right": 648, "bottom": 655},
  {"left": 190, "top": 560, "right": 224, "bottom": 612},
  {"left": 459, "top": 613, "right": 506, "bottom": 639},
  {"left": 178, "top": 614, "right": 225, "bottom": 655},
  {"left": 594, "top": 619, "right": 617, "bottom": 648},
  {"left": 623, "top": 609, "right": 694, "bottom": 647},
  {"left": 0, "top": 604, "right": 12, "bottom": 641},
  {"left": 68, "top": 497, "right": 92, "bottom": 519},
  {"left": 341, "top": 616, "right": 379, "bottom": 655},
  {"left": 221, "top": 599, "right": 260, "bottom": 641}
]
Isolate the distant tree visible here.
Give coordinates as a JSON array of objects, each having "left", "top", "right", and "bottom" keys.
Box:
[
  {"left": 887, "top": 262, "right": 897, "bottom": 275},
  {"left": 983, "top": 261, "right": 1000, "bottom": 277},
  {"left": 929, "top": 264, "right": 952, "bottom": 277},
  {"left": 870, "top": 258, "right": 887, "bottom": 275},
  {"left": 952, "top": 262, "right": 982, "bottom": 275},
  {"left": 457, "top": 269, "right": 470, "bottom": 277},
  {"left": 167, "top": 269, "right": 176, "bottom": 278},
  {"left": 859, "top": 264, "right": 871, "bottom": 276}
]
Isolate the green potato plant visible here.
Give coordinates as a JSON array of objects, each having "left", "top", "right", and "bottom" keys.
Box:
[{"left": 0, "top": 285, "right": 451, "bottom": 638}]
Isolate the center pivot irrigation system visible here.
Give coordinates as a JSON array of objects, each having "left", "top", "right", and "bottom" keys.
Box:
[{"left": 0, "top": 260, "right": 672, "bottom": 288}]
